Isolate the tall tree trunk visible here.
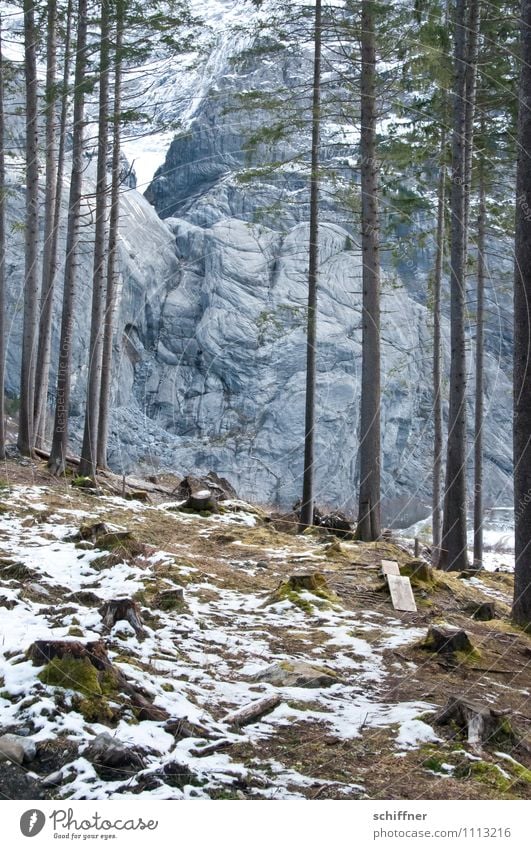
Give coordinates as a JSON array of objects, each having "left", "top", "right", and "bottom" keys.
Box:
[
  {"left": 432, "top": 130, "right": 446, "bottom": 564},
  {"left": 355, "top": 0, "right": 381, "bottom": 542},
  {"left": 79, "top": 0, "right": 111, "bottom": 479},
  {"left": 97, "top": 0, "right": 125, "bottom": 470},
  {"left": 473, "top": 154, "right": 485, "bottom": 568},
  {"left": 462, "top": 0, "right": 480, "bottom": 243},
  {"left": 18, "top": 0, "right": 40, "bottom": 456},
  {"left": 0, "top": 17, "right": 6, "bottom": 460},
  {"left": 48, "top": 0, "right": 88, "bottom": 476},
  {"left": 513, "top": 0, "right": 531, "bottom": 626},
  {"left": 34, "top": 0, "right": 73, "bottom": 447},
  {"left": 299, "top": 0, "right": 322, "bottom": 531},
  {"left": 439, "top": 0, "right": 469, "bottom": 571}
]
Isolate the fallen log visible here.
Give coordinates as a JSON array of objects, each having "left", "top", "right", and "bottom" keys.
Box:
[{"left": 223, "top": 695, "right": 282, "bottom": 728}]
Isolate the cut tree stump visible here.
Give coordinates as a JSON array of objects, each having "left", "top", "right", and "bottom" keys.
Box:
[
  {"left": 100, "top": 599, "right": 146, "bottom": 639},
  {"left": 435, "top": 696, "right": 514, "bottom": 747},
  {"left": 28, "top": 639, "right": 114, "bottom": 670},
  {"left": 223, "top": 695, "right": 281, "bottom": 728},
  {"left": 471, "top": 602, "right": 496, "bottom": 621},
  {"left": 153, "top": 588, "right": 185, "bottom": 612},
  {"left": 27, "top": 640, "right": 168, "bottom": 722},
  {"left": 423, "top": 626, "right": 474, "bottom": 655},
  {"left": 175, "top": 473, "right": 237, "bottom": 503}
]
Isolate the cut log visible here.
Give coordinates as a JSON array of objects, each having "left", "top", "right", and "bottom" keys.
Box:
[
  {"left": 423, "top": 626, "right": 474, "bottom": 655},
  {"left": 100, "top": 599, "right": 146, "bottom": 639},
  {"left": 387, "top": 574, "right": 417, "bottom": 612},
  {"left": 435, "top": 696, "right": 514, "bottom": 747},
  {"left": 223, "top": 695, "right": 281, "bottom": 728}
]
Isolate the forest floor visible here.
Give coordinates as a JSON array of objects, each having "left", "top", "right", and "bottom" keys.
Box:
[{"left": 0, "top": 455, "right": 530, "bottom": 801}]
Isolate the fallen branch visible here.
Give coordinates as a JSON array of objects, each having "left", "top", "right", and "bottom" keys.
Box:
[{"left": 223, "top": 695, "right": 282, "bottom": 728}]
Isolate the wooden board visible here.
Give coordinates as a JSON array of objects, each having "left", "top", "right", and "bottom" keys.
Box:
[
  {"left": 387, "top": 574, "right": 417, "bottom": 612},
  {"left": 381, "top": 559, "right": 400, "bottom": 576}
]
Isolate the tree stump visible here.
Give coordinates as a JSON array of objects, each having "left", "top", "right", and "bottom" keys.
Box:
[
  {"left": 100, "top": 599, "right": 146, "bottom": 639},
  {"left": 422, "top": 626, "right": 475, "bottom": 655},
  {"left": 176, "top": 474, "right": 237, "bottom": 512},
  {"left": 435, "top": 696, "right": 514, "bottom": 747},
  {"left": 27, "top": 640, "right": 168, "bottom": 723},
  {"left": 28, "top": 639, "right": 114, "bottom": 671},
  {"left": 153, "top": 588, "right": 185, "bottom": 612},
  {"left": 286, "top": 573, "right": 329, "bottom": 593},
  {"left": 471, "top": 602, "right": 496, "bottom": 621}
]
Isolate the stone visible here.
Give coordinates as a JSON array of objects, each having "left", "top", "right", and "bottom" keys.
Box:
[
  {"left": 251, "top": 661, "right": 340, "bottom": 688},
  {"left": 84, "top": 733, "right": 145, "bottom": 781},
  {"left": 387, "top": 574, "right": 417, "bottom": 612},
  {"left": 0, "top": 734, "right": 37, "bottom": 763},
  {"left": 0, "top": 736, "right": 25, "bottom": 764}
]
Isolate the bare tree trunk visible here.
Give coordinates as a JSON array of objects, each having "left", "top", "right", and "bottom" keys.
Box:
[
  {"left": 432, "top": 131, "right": 446, "bottom": 564},
  {"left": 35, "top": 0, "right": 73, "bottom": 447},
  {"left": 299, "top": 0, "right": 322, "bottom": 531},
  {"left": 439, "top": 0, "right": 469, "bottom": 571},
  {"left": 462, "top": 0, "right": 480, "bottom": 243},
  {"left": 473, "top": 155, "right": 485, "bottom": 568},
  {"left": 18, "top": 0, "right": 40, "bottom": 456},
  {"left": 79, "top": 0, "right": 111, "bottom": 479},
  {"left": 97, "top": 0, "right": 125, "bottom": 470},
  {"left": 0, "top": 17, "right": 6, "bottom": 459},
  {"left": 48, "top": 0, "right": 88, "bottom": 476},
  {"left": 513, "top": 0, "right": 531, "bottom": 627},
  {"left": 355, "top": 0, "right": 381, "bottom": 542}
]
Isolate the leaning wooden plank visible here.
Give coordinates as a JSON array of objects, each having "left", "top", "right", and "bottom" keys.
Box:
[
  {"left": 223, "top": 695, "right": 282, "bottom": 728},
  {"left": 387, "top": 574, "right": 417, "bottom": 612},
  {"left": 381, "top": 559, "right": 400, "bottom": 576}
]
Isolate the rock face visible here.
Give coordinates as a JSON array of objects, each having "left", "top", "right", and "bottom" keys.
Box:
[{"left": 1, "top": 14, "right": 513, "bottom": 524}]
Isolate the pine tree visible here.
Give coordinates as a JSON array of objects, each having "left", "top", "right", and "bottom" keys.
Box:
[
  {"left": 513, "top": 0, "right": 531, "bottom": 626},
  {"left": 79, "top": 0, "right": 111, "bottom": 479},
  {"left": 439, "top": 0, "right": 473, "bottom": 571},
  {"left": 48, "top": 0, "right": 89, "bottom": 475},
  {"left": 299, "top": 0, "right": 322, "bottom": 530},
  {"left": 18, "top": 0, "right": 40, "bottom": 456},
  {"left": 0, "top": 15, "right": 6, "bottom": 460},
  {"left": 97, "top": 0, "right": 125, "bottom": 470},
  {"left": 34, "top": 0, "right": 74, "bottom": 447},
  {"left": 355, "top": 0, "right": 381, "bottom": 541}
]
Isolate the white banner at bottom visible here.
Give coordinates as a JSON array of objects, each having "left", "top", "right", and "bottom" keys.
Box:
[{"left": 2, "top": 799, "right": 528, "bottom": 849}]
